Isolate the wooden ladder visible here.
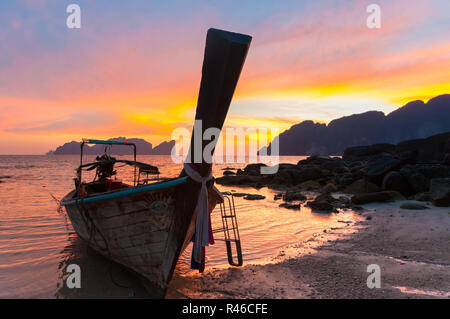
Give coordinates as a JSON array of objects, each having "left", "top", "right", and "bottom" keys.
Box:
[{"left": 213, "top": 194, "right": 243, "bottom": 266}]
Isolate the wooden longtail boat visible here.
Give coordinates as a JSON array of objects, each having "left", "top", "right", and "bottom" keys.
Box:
[{"left": 61, "top": 28, "right": 251, "bottom": 294}]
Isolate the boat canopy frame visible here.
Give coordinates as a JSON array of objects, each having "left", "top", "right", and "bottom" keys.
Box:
[{"left": 79, "top": 138, "right": 137, "bottom": 186}]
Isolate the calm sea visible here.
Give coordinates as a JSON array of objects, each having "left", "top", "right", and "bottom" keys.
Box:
[{"left": 0, "top": 155, "right": 358, "bottom": 298}]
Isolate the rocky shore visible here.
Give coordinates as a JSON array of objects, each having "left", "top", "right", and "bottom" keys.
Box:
[
  {"left": 170, "top": 202, "right": 450, "bottom": 299},
  {"left": 216, "top": 132, "right": 450, "bottom": 210}
]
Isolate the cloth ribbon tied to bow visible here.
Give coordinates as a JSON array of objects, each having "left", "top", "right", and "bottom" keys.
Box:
[{"left": 183, "top": 163, "right": 213, "bottom": 263}]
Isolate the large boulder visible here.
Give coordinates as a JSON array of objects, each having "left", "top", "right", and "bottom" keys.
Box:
[
  {"left": 430, "top": 178, "right": 450, "bottom": 207},
  {"left": 216, "top": 175, "right": 264, "bottom": 187},
  {"left": 298, "top": 156, "right": 346, "bottom": 172},
  {"left": 400, "top": 202, "right": 429, "bottom": 210},
  {"left": 297, "top": 180, "right": 322, "bottom": 191},
  {"left": 342, "top": 144, "right": 395, "bottom": 162},
  {"left": 395, "top": 132, "right": 450, "bottom": 164},
  {"left": 338, "top": 173, "right": 355, "bottom": 186},
  {"left": 414, "top": 164, "right": 450, "bottom": 180},
  {"left": 351, "top": 191, "right": 404, "bottom": 205},
  {"left": 322, "top": 183, "right": 337, "bottom": 193},
  {"left": 283, "top": 191, "right": 307, "bottom": 202},
  {"left": 243, "top": 163, "right": 267, "bottom": 176},
  {"left": 365, "top": 154, "right": 401, "bottom": 184},
  {"left": 272, "top": 164, "right": 323, "bottom": 186},
  {"left": 308, "top": 193, "right": 336, "bottom": 212},
  {"left": 344, "top": 179, "right": 380, "bottom": 194},
  {"left": 406, "top": 172, "right": 430, "bottom": 194},
  {"left": 297, "top": 165, "right": 324, "bottom": 181},
  {"left": 382, "top": 171, "right": 412, "bottom": 196},
  {"left": 271, "top": 168, "right": 306, "bottom": 186}
]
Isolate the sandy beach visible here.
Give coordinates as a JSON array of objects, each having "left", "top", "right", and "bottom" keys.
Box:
[{"left": 169, "top": 200, "right": 450, "bottom": 299}]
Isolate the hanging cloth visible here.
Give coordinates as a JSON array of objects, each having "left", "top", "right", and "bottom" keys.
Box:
[{"left": 183, "top": 163, "right": 213, "bottom": 263}]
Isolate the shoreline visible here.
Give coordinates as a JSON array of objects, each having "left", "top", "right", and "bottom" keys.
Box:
[{"left": 168, "top": 200, "right": 450, "bottom": 299}]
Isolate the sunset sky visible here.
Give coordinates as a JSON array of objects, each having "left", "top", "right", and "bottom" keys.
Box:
[{"left": 0, "top": 0, "right": 449, "bottom": 154}]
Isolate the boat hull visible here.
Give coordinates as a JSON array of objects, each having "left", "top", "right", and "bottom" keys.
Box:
[{"left": 61, "top": 178, "right": 219, "bottom": 293}]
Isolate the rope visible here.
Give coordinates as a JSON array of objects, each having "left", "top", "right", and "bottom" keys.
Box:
[
  {"left": 183, "top": 163, "right": 213, "bottom": 263},
  {"left": 47, "top": 190, "right": 64, "bottom": 214}
]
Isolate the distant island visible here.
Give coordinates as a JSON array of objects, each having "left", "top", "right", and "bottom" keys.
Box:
[
  {"left": 48, "top": 94, "right": 450, "bottom": 157},
  {"left": 46, "top": 137, "right": 175, "bottom": 155},
  {"left": 261, "top": 94, "right": 450, "bottom": 156}
]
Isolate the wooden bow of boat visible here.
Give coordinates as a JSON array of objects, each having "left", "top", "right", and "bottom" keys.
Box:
[{"left": 61, "top": 28, "right": 252, "bottom": 295}]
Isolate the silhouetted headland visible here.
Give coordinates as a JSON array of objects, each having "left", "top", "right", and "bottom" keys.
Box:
[
  {"left": 262, "top": 94, "right": 450, "bottom": 156},
  {"left": 46, "top": 137, "right": 175, "bottom": 155}
]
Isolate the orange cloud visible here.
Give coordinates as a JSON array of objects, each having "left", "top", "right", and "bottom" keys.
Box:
[{"left": 1, "top": 0, "right": 449, "bottom": 154}]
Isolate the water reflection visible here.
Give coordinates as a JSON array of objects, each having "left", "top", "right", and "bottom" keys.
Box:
[
  {"left": 55, "top": 234, "right": 162, "bottom": 298},
  {"left": 1, "top": 155, "right": 360, "bottom": 298}
]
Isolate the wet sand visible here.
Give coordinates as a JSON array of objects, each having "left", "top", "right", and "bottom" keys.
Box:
[{"left": 168, "top": 201, "right": 450, "bottom": 299}]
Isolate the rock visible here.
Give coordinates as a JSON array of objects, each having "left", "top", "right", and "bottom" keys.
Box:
[
  {"left": 308, "top": 193, "right": 336, "bottom": 212},
  {"left": 231, "top": 193, "right": 249, "bottom": 197},
  {"left": 283, "top": 191, "right": 307, "bottom": 202},
  {"left": 297, "top": 180, "right": 322, "bottom": 191},
  {"left": 344, "top": 179, "right": 380, "bottom": 194},
  {"left": 296, "top": 165, "right": 324, "bottom": 182},
  {"left": 395, "top": 132, "right": 450, "bottom": 163},
  {"left": 414, "top": 164, "right": 450, "bottom": 180},
  {"left": 443, "top": 153, "right": 450, "bottom": 165},
  {"left": 298, "top": 156, "right": 346, "bottom": 172},
  {"left": 338, "top": 173, "right": 355, "bottom": 186},
  {"left": 342, "top": 144, "right": 395, "bottom": 162},
  {"left": 400, "top": 202, "right": 429, "bottom": 210},
  {"left": 351, "top": 191, "right": 405, "bottom": 205},
  {"left": 271, "top": 169, "right": 305, "bottom": 186},
  {"left": 335, "top": 196, "right": 351, "bottom": 209},
  {"left": 397, "top": 150, "right": 418, "bottom": 165},
  {"left": 279, "top": 203, "right": 300, "bottom": 210},
  {"left": 382, "top": 171, "right": 412, "bottom": 196},
  {"left": 216, "top": 175, "right": 264, "bottom": 187},
  {"left": 365, "top": 155, "right": 401, "bottom": 184},
  {"left": 308, "top": 200, "right": 333, "bottom": 212},
  {"left": 273, "top": 193, "right": 283, "bottom": 200},
  {"left": 270, "top": 164, "right": 324, "bottom": 186},
  {"left": 414, "top": 192, "right": 432, "bottom": 202},
  {"left": 243, "top": 163, "right": 267, "bottom": 176},
  {"left": 243, "top": 194, "right": 266, "bottom": 200},
  {"left": 322, "top": 183, "right": 337, "bottom": 193},
  {"left": 406, "top": 172, "right": 430, "bottom": 194},
  {"left": 222, "top": 170, "right": 236, "bottom": 176},
  {"left": 274, "top": 163, "right": 298, "bottom": 171},
  {"left": 430, "top": 178, "right": 450, "bottom": 207}
]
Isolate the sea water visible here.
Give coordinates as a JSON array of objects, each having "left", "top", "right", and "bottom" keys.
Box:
[{"left": 0, "top": 155, "right": 358, "bottom": 298}]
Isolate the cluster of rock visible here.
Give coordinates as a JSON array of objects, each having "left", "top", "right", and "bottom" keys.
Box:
[{"left": 216, "top": 132, "right": 450, "bottom": 211}]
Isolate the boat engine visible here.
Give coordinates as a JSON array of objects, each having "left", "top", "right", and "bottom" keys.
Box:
[{"left": 95, "top": 153, "right": 116, "bottom": 181}]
